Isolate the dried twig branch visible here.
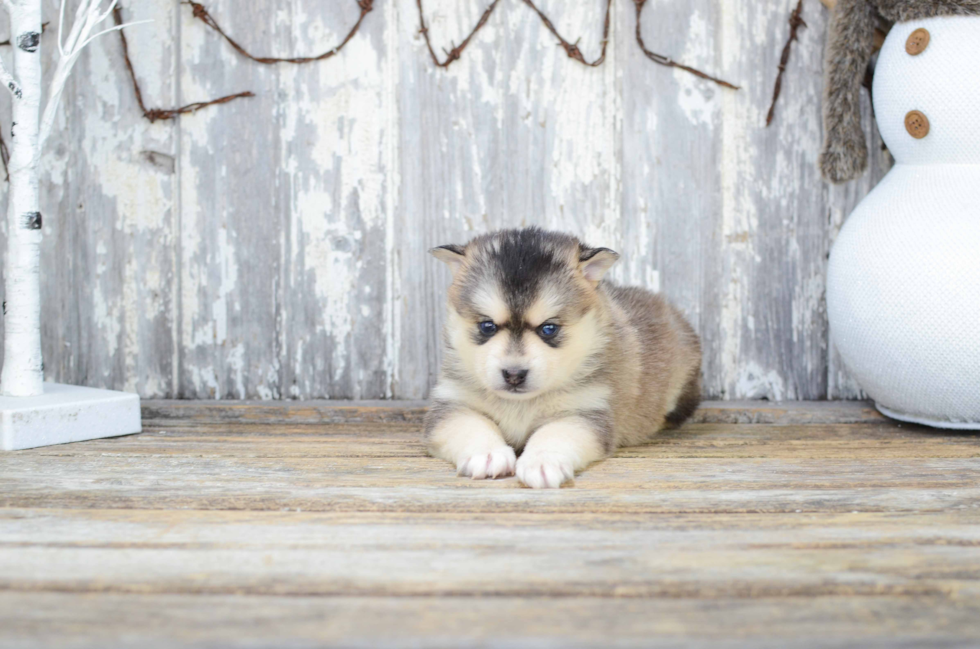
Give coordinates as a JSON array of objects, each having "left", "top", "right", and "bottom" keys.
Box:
[
  {"left": 184, "top": 0, "right": 374, "bottom": 65},
  {"left": 766, "top": 0, "right": 805, "bottom": 126},
  {"left": 634, "top": 0, "right": 739, "bottom": 89},
  {"left": 416, "top": 0, "right": 501, "bottom": 68},
  {"left": 522, "top": 0, "right": 611, "bottom": 67},
  {"left": 0, "top": 47, "right": 20, "bottom": 99},
  {"left": 0, "top": 49, "right": 17, "bottom": 178},
  {"left": 39, "top": 0, "right": 155, "bottom": 151},
  {"left": 0, "top": 23, "right": 46, "bottom": 180},
  {"left": 113, "top": 5, "right": 253, "bottom": 122}
]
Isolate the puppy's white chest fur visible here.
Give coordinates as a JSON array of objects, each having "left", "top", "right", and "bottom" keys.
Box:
[{"left": 435, "top": 381, "right": 612, "bottom": 448}]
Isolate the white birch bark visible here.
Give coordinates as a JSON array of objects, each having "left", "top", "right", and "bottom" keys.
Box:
[
  {"left": 1, "top": 0, "right": 43, "bottom": 396},
  {"left": 0, "top": 0, "right": 144, "bottom": 396}
]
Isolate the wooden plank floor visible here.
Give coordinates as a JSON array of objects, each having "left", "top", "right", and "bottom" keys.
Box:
[{"left": 2, "top": 401, "right": 979, "bottom": 648}]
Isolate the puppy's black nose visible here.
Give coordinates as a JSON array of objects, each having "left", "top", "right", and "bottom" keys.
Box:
[{"left": 502, "top": 368, "right": 528, "bottom": 387}]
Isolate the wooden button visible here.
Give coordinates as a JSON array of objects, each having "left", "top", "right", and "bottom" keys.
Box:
[
  {"left": 906, "top": 28, "right": 930, "bottom": 55},
  {"left": 905, "top": 110, "right": 930, "bottom": 139}
]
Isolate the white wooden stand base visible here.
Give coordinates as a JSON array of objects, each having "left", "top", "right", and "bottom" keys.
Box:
[{"left": 0, "top": 383, "right": 141, "bottom": 451}]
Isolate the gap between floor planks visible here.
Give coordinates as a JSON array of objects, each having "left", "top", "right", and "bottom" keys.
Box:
[{"left": 139, "top": 399, "right": 889, "bottom": 427}]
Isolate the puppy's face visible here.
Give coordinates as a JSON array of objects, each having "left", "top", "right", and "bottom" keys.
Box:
[{"left": 432, "top": 228, "right": 619, "bottom": 400}]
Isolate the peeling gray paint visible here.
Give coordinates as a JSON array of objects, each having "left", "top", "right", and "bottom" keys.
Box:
[{"left": 0, "top": 0, "right": 886, "bottom": 400}]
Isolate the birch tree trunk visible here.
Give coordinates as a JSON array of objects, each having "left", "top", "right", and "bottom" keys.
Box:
[{"left": 1, "top": 0, "right": 43, "bottom": 396}]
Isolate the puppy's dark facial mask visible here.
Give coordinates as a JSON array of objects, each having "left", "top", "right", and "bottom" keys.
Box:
[{"left": 431, "top": 228, "right": 620, "bottom": 398}]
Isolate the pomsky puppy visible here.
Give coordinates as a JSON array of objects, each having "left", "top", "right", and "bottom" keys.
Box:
[{"left": 424, "top": 227, "right": 702, "bottom": 488}]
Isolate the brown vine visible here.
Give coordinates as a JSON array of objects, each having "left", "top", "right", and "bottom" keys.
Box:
[
  {"left": 766, "top": 0, "right": 806, "bottom": 126},
  {"left": 415, "top": 0, "right": 734, "bottom": 85},
  {"left": 523, "top": 0, "right": 611, "bottom": 67},
  {"left": 634, "top": 0, "right": 739, "bottom": 89},
  {"left": 1, "top": 0, "right": 747, "bottom": 183},
  {"left": 184, "top": 0, "right": 374, "bottom": 65},
  {"left": 416, "top": 0, "right": 501, "bottom": 68},
  {"left": 114, "top": 5, "right": 253, "bottom": 122}
]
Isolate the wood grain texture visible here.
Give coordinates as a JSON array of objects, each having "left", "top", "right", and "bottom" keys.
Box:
[
  {"left": 618, "top": 0, "right": 722, "bottom": 372},
  {"left": 177, "top": 0, "right": 283, "bottom": 399},
  {"left": 704, "top": 0, "right": 883, "bottom": 400},
  {"left": 3, "top": 508, "right": 980, "bottom": 598},
  {"left": 278, "top": 0, "right": 393, "bottom": 400},
  {"left": 2, "top": 1, "right": 891, "bottom": 399},
  {"left": 2, "top": 410, "right": 980, "bottom": 647},
  {"left": 4, "top": 592, "right": 978, "bottom": 649},
  {"left": 4, "top": 416, "right": 980, "bottom": 515}
]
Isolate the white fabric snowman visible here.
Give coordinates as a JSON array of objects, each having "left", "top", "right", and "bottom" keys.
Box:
[{"left": 827, "top": 17, "right": 980, "bottom": 428}]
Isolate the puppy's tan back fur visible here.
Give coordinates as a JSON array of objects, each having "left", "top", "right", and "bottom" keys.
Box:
[{"left": 598, "top": 284, "right": 702, "bottom": 446}]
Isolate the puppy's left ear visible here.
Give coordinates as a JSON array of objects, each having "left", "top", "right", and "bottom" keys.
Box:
[
  {"left": 579, "top": 247, "right": 619, "bottom": 284},
  {"left": 430, "top": 244, "right": 467, "bottom": 277}
]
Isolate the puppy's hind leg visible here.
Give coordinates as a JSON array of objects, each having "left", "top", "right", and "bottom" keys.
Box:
[
  {"left": 664, "top": 370, "right": 702, "bottom": 429},
  {"left": 425, "top": 405, "right": 516, "bottom": 480}
]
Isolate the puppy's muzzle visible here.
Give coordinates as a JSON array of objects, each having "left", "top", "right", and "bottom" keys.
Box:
[{"left": 502, "top": 368, "right": 529, "bottom": 388}]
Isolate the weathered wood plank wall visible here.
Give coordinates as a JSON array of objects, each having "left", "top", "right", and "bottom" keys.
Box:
[{"left": 0, "top": 0, "right": 890, "bottom": 400}]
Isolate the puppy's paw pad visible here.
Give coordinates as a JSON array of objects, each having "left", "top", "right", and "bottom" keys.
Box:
[
  {"left": 516, "top": 452, "right": 574, "bottom": 489},
  {"left": 457, "top": 446, "right": 516, "bottom": 480}
]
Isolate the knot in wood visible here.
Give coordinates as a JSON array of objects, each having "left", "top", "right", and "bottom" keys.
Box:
[
  {"left": 21, "top": 212, "right": 41, "bottom": 230},
  {"left": 16, "top": 31, "right": 40, "bottom": 53}
]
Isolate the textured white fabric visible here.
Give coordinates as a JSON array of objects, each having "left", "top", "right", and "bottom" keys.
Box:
[
  {"left": 828, "top": 17, "right": 980, "bottom": 427},
  {"left": 874, "top": 17, "right": 980, "bottom": 165}
]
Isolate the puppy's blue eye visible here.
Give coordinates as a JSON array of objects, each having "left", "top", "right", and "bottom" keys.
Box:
[
  {"left": 479, "top": 321, "right": 497, "bottom": 336},
  {"left": 539, "top": 323, "right": 560, "bottom": 338}
]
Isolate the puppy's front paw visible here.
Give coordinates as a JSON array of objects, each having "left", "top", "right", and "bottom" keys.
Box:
[
  {"left": 516, "top": 451, "right": 575, "bottom": 489},
  {"left": 457, "top": 446, "right": 516, "bottom": 480}
]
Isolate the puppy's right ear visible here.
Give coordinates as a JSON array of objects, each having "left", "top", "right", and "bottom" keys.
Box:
[
  {"left": 430, "top": 244, "right": 466, "bottom": 277},
  {"left": 579, "top": 247, "right": 620, "bottom": 285}
]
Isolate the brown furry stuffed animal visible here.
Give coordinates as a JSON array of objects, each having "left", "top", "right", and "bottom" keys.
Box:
[{"left": 820, "top": 0, "right": 980, "bottom": 183}]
